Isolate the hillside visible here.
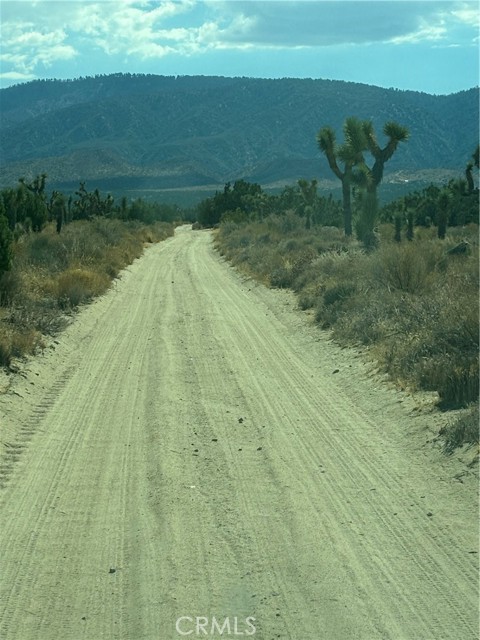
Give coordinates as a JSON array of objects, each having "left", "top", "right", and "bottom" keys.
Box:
[{"left": 0, "top": 74, "right": 478, "bottom": 196}]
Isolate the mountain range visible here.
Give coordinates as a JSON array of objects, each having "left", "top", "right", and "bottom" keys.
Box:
[{"left": 0, "top": 74, "right": 478, "bottom": 199}]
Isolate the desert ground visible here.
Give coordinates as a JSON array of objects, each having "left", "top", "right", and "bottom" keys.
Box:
[{"left": 0, "top": 226, "right": 478, "bottom": 640}]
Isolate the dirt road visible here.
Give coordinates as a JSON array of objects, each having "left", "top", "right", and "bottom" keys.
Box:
[{"left": 0, "top": 226, "right": 478, "bottom": 640}]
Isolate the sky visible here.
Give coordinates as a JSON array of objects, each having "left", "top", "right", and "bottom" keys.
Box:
[{"left": 0, "top": 0, "right": 478, "bottom": 94}]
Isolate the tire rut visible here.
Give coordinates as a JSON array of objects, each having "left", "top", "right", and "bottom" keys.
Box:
[{"left": 0, "top": 228, "right": 477, "bottom": 640}]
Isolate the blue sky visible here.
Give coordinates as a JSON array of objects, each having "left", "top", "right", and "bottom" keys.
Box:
[{"left": 0, "top": 0, "right": 478, "bottom": 94}]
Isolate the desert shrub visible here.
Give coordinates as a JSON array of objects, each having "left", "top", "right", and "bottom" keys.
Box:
[
  {"left": 269, "top": 248, "right": 318, "bottom": 289},
  {"left": 367, "top": 282, "right": 479, "bottom": 406},
  {"left": 372, "top": 242, "right": 436, "bottom": 294},
  {"left": 147, "top": 221, "right": 174, "bottom": 242},
  {"left": 0, "top": 218, "right": 174, "bottom": 365},
  {"left": 439, "top": 404, "right": 479, "bottom": 454},
  {"left": 298, "top": 287, "right": 321, "bottom": 310},
  {"left": 26, "top": 232, "right": 69, "bottom": 271},
  {"left": 427, "top": 359, "right": 479, "bottom": 409},
  {"left": 0, "top": 208, "right": 12, "bottom": 273},
  {"left": 0, "top": 270, "right": 21, "bottom": 306},
  {"left": 413, "top": 295, "right": 478, "bottom": 407},
  {"left": 257, "top": 233, "right": 271, "bottom": 244},
  {"left": 6, "top": 302, "right": 67, "bottom": 335},
  {"left": 10, "top": 328, "right": 43, "bottom": 357},
  {"left": 0, "top": 329, "right": 11, "bottom": 366},
  {"left": 270, "top": 265, "right": 292, "bottom": 289},
  {"left": 315, "top": 287, "right": 358, "bottom": 328},
  {"left": 323, "top": 282, "right": 357, "bottom": 307},
  {"left": 90, "top": 217, "right": 125, "bottom": 246},
  {"left": 319, "top": 226, "right": 344, "bottom": 242},
  {"left": 56, "top": 269, "right": 110, "bottom": 307},
  {"left": 268, "top": 212, "right": 302, "bottom": 235},
  {"left": 279, "top": 238, "right": 300, "bottom": 253},
  {"left": 0, "top": 326, "right": 42, "bottom": 364}
]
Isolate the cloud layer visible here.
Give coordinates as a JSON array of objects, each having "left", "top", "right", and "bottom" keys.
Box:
[{"left": 0, "top": 1, "right": 478, "bottom": 85}]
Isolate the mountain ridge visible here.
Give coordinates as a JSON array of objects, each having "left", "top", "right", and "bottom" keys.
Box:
[{"left": 0, "top": 74, "right": 478, "bottom": 194}]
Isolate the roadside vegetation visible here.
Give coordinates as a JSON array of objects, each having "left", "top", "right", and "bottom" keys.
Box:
[
  {"left": 207, "top": 135, "right": 479, "bottom": 453},
  {"left": 0, "top": 176, "right": 185, "bottom": 367}
]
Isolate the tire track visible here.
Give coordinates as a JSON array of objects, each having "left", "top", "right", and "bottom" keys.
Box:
[
  {"left": 187, "top": 231, "right": 478, "bottom": 639},
  {"left": 0, "top": 228, "right": 477, "bottom": 640}
]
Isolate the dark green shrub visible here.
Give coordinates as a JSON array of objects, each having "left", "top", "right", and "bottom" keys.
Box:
[
  {"left": 394, "top": 215, "right": 402, "bottom": 242},
  {"left": 0, "top": 208, "right": 12, "bottom": 273},
  {"left": 270, "top": 266, "right": 293, "bottom": 289},
  {"left": 298, "top": 290, "right": 320, "bottom": 310},
  {"left": 0, "top": 270, "right": 20, "bottom": 306},
  {"left": 323, "top": 283, "right": 357, "bottom": 306}
]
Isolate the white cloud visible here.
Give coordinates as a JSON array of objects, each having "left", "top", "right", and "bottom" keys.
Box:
[
  {"left": 390, "top": 21, "right": 447, "bottom": 44},
  {"left": 0, "top": 0, "right": 478, "bottom": 82},
  {"left": 451, "top": 3, "right": 480, "bottom": 24},
  {"left": 1, "top": 20, "right": 77, "bottom": 76},
  {"left": 69, "top": 1, "right": 201, "bottom": 57},
  {"left": 389, "top": 1, "right": 479, "bottom": 46}
]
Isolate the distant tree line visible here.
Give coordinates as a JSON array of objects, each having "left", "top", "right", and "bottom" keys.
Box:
[
  {"left": 379, "top": 173, "right": 480, "bottom": 241},
  {"left": 0, "top": 175, "right": 189, "bottom": 276},
  {"left": 0, "top": 175, "right": 186, "bottom": 232},
  {"left": 196, "top": 179, "right": 343, "bottom": 228}
]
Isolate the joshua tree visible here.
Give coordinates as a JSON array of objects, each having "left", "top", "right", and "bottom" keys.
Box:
[
  {"left": 0, "top": 198, "right": 12, "bottom": 275},
  {"left": 19, "top": 173, "right": 47, "bottom": 198},
  {"left": 297, "top": 178, "right": 318, "bottom": 228},
  {"left": 437, "top": 190, "right": 451, "bottom": 239},
  {"left": 317, "top": 118, "right": 366, "bottom": 236},
  {"left": 318, "top": 117, "right": 408, "bottom": 238},
  {"left": 50, "top": 192, "right": 66, "bottom": 234},
  {"left": 465, "top": 144, "right": 479, "bottom": 194},
  {"left": 361, "top": 121, "right": 410, "bottom": 200}
]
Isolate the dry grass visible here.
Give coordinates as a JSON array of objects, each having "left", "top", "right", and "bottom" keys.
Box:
[
  {"left": 216, "top": 215, "right": 479, "bottom": 449},
  {"left": 55, "top": 269, "right": 111, "bottom": 307},
  {"left": 0, "top": 325, "right": 43, "bottom": 366},
  {"left": 439, "top": 404, "right": 479, "bottom": 454},
  {"left": 0, "top": 219, "right": 174, "bottom": 365}
]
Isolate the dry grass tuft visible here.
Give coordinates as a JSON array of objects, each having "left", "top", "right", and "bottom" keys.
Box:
[{"left": 55, "top": 269, "right": 110, "bottom": 308}]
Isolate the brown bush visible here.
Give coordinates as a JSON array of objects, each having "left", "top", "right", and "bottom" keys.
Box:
[{"left": 55, "top": 269, "right": 110, "bottom": 307}]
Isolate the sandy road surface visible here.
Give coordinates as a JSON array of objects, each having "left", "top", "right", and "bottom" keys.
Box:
[{"left": 0, "top": 226, "right": 478, "bottom": 640}]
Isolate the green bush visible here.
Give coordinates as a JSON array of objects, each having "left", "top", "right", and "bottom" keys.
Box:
[
  {"left": 0, "top": 209, "right": 12, "bottom": 273},
  {"left": 323, "top": 283, "right": 357, "bottom": 306}
]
